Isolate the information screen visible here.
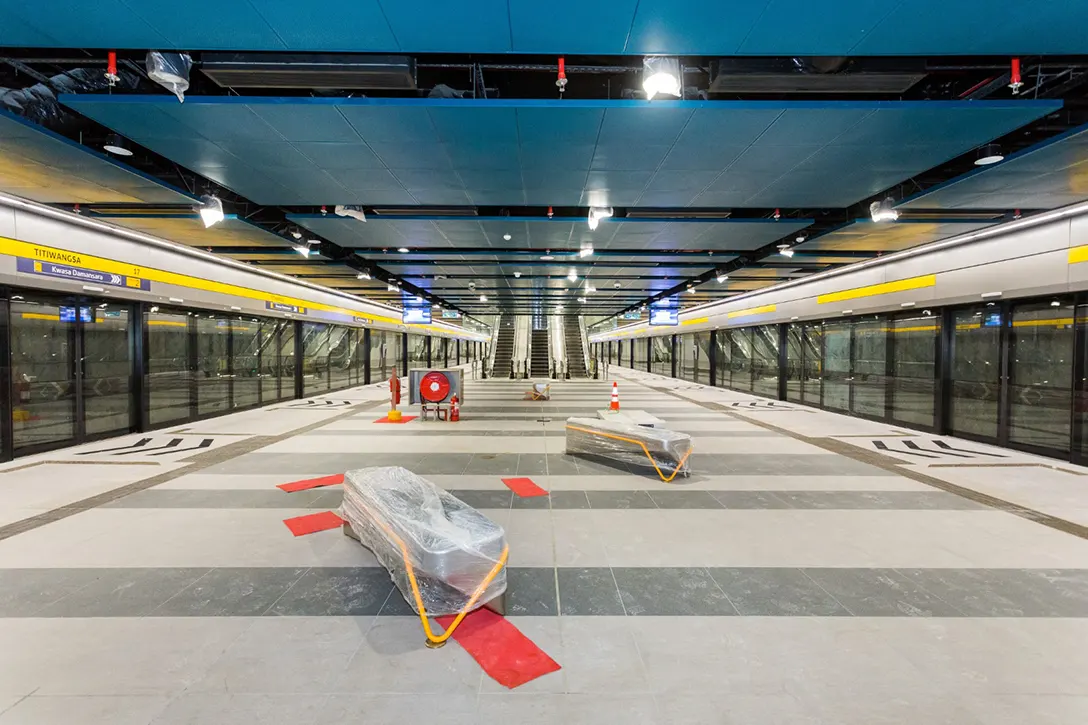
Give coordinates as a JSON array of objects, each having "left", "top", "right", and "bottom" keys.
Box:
[
  {"left": 403, "top": 307, "right": 431, "bottom": 324},
  {"left": 649, "top": 298, "right": 679, "bottom": 326}
]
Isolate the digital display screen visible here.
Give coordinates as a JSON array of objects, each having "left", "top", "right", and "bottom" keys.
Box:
[
  {"left": 649, "top": 298, "right": 679, "bottom": 326},
  {"left": 983, "top": 312, "right": 1002, "bottom": 328},
  {"left": 622, "top": 311, "right": 641, "bottom": 320},
  {"left": 403, "top": 307, "right": 431, "bottom": 324},
  {"left": 59, "top": 306, "right": 93, "bottom": 323},
  {"left": 441, "top": 310, "right": 461, "bottom": 319}
]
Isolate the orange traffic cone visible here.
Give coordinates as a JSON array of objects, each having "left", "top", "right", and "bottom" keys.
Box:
[{"left": 610, "top": 381, "right": 620, "bottom": 411}]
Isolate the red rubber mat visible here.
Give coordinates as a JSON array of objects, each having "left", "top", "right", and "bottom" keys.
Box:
[
  {"left": 373, "top": 415, "right": 418, "bottom": 424},
  {"left": 283, "top": 511, "right": 344, "bottom": 536},
  {"left": 277, "top": 473, "right": 344, "bottom": 493},
  {"left": 501, "top": 477, "right": 548, "bottom": 497},
  {"left": 436, "top": 608, "right": 561, "bottom": 689}
]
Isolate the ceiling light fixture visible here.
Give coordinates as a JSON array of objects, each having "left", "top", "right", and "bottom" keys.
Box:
[
  {"left": 716, "top": 271, "right": 728, "bottom": 283},
  {"left": 587, "top": 207, "right": 613, "bottom": 230},
  {"left": 1051, "top": 300, "right": 1062, "bottom": 307},
  {"left": 102, "top": 133, "right": 133, "bottom": 156},
  {"left": 579, "top": 244, "right": 594, "bottom": 258},
  {"left": 687, "top": 286, "right": 696, "bottom": 294},
  {"left": 642, "top": 56, "right": 682, "bottom": 99},
  {"left": 479, "top": 294, "right": 488, "bottom": 302},
  {"left": 975, "top": 143, "right": 1005, "bottom": 166},
  {"left": 290, "top": 229, "right": 302, "bottom": 239},
  {"left": 294, "top": 244, "right": 311, "bottom": 258},
  {"left": 513, "top": 271, "right": 522, "bottom": 278},
  {"left": 387, "top": 283, "right": 398, "bottom": 292},
  {"left": 567, "top": 268, "right": 578, "bottom": 282},
  {"left": 795, "top": 233, "right": 807, "bottom": 243},
  {"left": 540, "top": 249, "right": 555, "bottom": 261},
  {"left": 503, "top": 233, "right": 512, "bottom": 241},
  {"left": 197, "top": 194, "right": 224, "bottom": 228},
  {"left": 397, "top": 247, "right": 410, "bottom": 254},
  {"left": 869, "top": 197, "right": 899, "bottom": 223},
  {"left": 777, "top": 244, "right": 795, "bottom": 258},
  {"left": 357, "top": 271, "right": 371, "bottom": 280},
  {"left": 150, "top": 305, "right": 159, "bottom": 313}
]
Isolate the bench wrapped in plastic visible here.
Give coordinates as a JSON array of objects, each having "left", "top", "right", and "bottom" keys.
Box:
[
  {"left": 565, "top": 416, "right": 693, "bottom": 478},
  {"left": 340, "top": 466, "right": 507, "bottom": 616}
]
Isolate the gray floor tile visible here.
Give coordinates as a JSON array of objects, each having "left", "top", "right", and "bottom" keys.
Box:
[
  {"left": 710, "top": 490, "right": 794, "bottom": 509},
  {"left": 512, "top": 493, "right": 552, "bottom": 509},
  {"left": 647, "top": 490, "right": 722, "bottom": 509},
  {"left": 572, "top": 455, "right": 632, "bottom": 475},
  {"left": 803, "top": 568, "right": 964, "bottom": 617},
  {"left": 1032, "top": 570, "right": 1088, "bottom": 616},
  {"left": 776, "top": 491, "right": 985, "bottom": 510},
  {"left": 376, "top": 587, "right": 415, "bottom": 616},
  {"left": 318, "top": 694, "right": 478, "bottom": 725},
  {"left": 37, "top": 568, "right": 210, "bottom": 618},
  {"left": 104, "top": 489, "right": 326, "bottom": 509},
  {"left": 899, "top": 568, "right": 1088, "bottom": 617},
  {"left": 0, "top": 695, "right": 172, "bottom": 725},
  {"left": 446, "top": 489, "right": 513, "bottom": 510},
  {"left": 545, "top": 455, "right": 581, "bottom": 475},
  {"left": 612, "top": 567, "right": 737, "bottom": 616},
  {"left": 549, "top": 491, "right": 591, "bottom": 509},
  {"left": 517, "top": 454, "right": 549, "bottom": 475},
  {"left": 149, "top": 693, "right": 328, "bottom": 725},
  {"left": 0, "top": 568, "right": 123, "bottom": 616},
  {"left": 707, "top": 567, "right": 851, "bottom": 616},
  {"left": 267, "top": 567, "right": 395, "bottom": 616},
  {"left": 308, "top": 489, "right": 345, "bottom": 509},
  {"left": 557, "top": 567, "right": 625, "bottom": 615},
  {"left": 506, "top": 567, "right": 559, "bottom": 616},
  {"left": 410, "top": 453, "right": 473, "bottom": 475},
  {"left": 463, "top": 453, "right": 519, "bottom": 476},
  {"left": 153, "top": 567, "right": 307, "bottom": 616},
  {"left": 586, "top": 490, "right": 657, "bottom": 509}
]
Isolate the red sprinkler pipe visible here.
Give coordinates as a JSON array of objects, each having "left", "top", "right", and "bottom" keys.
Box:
[
  {"left": 556, "top": 57, "right": 567, "bottom": 94},
  {"left": 1009, "top": 58, "right": 1023, "bottom": 94}
]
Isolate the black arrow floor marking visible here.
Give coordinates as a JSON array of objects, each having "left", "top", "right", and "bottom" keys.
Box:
[
  {"left": 873, "top": 440, "right": 937, "bottom": 458},
  {"left": 932, "top": 440, "right": 1007, "bottom": 458},
  {"left": 115, "top": 438, "right": 182, "bottom": 455},
  {"left": 77, "top": 438, "right": 152, "bottom": 455},
  {"left": 904, "top": 440, "right": 971, "bottom": 458},
  {"left": 151, "top": 438, "right": 213, "bottom": 456}
]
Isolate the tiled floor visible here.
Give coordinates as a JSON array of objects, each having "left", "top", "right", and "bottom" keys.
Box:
[{"left": 2, "top": 369, "right": 1088, "bottom": 723}]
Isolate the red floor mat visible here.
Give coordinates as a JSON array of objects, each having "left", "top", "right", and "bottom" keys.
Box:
[
  {"left": 283, "top": 511, "right": 344, "bottom": 536},
  {"left": 373, "top": 415, "right": 418, "bottom": 424},
  {"left": 501, "top": 477, "right": 548, "bottom": 497},
  {"left": 436, "top": 608, "right": 561, "bottom": 689},
  {"left": 277, "top": 473, "right": 345, "bottom": 493}
]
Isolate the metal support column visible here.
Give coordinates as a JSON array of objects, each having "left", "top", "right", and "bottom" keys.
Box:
[
  {"left": 293, "top": 320, "right": 304, "bottom": 400},
  {"left": 363, "top": 328, "right": 372, "bottom": 386},
  {"left": 670, "top": 334, "right": 678, "bottom": 378},
  {"left": 401, "top": 333, "right": 408, "bottom": 376},
  {"left": 133, "top": 302, "right": 148, "bottom": 432},
  {"left": 935, "top": 307, "right": 954, "bottom": 434},
  {"left": 777, "top": 324, "right": 788, "bottom": 401}
]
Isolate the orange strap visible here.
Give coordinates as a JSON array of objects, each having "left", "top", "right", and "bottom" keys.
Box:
[
  {"left": 565, "top": 424, "right": 693, "bottom": 483},
  {"left": 355, "top": 501, "right": 508, "bottom": 645}
]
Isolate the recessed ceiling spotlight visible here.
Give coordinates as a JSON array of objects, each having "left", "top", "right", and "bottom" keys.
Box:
[
  {"left": 613, "top": 281, "right": 621, "bottom": 289},
  {"left": 642, "top": 56, "right": 682, "bottom": 99},
  {"left": 479, "top": 294, "right": 488, "bottom": 302},
  {"left": 578, "top": 296, "right": 587, "bottom": 303},
  {"left": 197, "top": 194, "right": 224, "bottom": 228},
  {"left": 869, "top": 197, "right": 899, "bottom": 223},
  {"left": 687, "top": 286, "right": 696, "bottom": 294},
  {"left": 777, "top": 243, "right": 795, "bottom": 258},
  {"left": 567, "top": 268, "right": 578, "bottom": 282},
  {"left": 397, "top": 247, "right": 410, "bottom": 254},
  {"left": 503, "top": 233, "right": 512, "bottom": 241},
  {"left": 387, "top": 283, "right": 398, "bottom": 292},
  {"left": 540, "top": 249, "right": 555, "bottom": 261},
  {"left": 795, "top": 233, "right": 807, "bottom": 243},
  {"left": 357, "top": 271, "right": 371, "bottom": 280},
  {"left": 513, "top": 271, "right": 522, "bottom": 278},
  {"left": 294, "top": 244, "right": 311, "bottom": 258},
  {"left": 1051, "top": 299, "right": 1061, "bottom": 307},
  {"left": 587, "top": 207, "right": 613, "bottom": 230},
  {"left": 579, "top": 244, "right": 594, "bottom": 258},
  {"left": 290, "top": 229, "right": 302, "bottom": 239},
  {"left": 716, "top": 272, "right": 728, "bottom": 283},
  {"left": 975, "top": 143, "right": 1005, "bottom": 166},
  {"left": 102, "top": 133, "right": 133, "bottom": 156}
]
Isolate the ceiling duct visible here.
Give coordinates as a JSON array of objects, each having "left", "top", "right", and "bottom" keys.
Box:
[
  {"left": 708, "top": 57, "right": 926, "bottom": 94},
  {"left": 200, "top": 53, "right": 416, "bottom": 90}
]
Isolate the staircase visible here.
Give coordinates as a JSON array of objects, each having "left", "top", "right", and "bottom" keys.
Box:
[
  {"left": 565, "top": 318, "right": 587, "bottom": 378},
  {"left": 493, "top": 323, "right": 514, "bottom": 378},
  {"left": 530, "top": 329, "right": 550, "bottom": 377}
]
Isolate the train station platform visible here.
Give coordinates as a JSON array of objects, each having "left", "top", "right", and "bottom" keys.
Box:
[{"left": 0, "top": 373, "right": 1086, "bottom": 724}]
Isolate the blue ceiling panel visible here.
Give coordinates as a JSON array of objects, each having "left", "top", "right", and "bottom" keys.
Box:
[
  {"left": 900, "top": 123, "right": 1088, "bottom": 211},
  {"left": 0, "top": 109, "right": 195, "bottom": 205},
  {"left": 288, "top": 215, "right": 811, "bottom": 254},
  {"left": 63, "top": 96, "right": 1058, "bottom": 209},
  {"left": 5, "top": 1, "right": 1088, "bottom": 55}
]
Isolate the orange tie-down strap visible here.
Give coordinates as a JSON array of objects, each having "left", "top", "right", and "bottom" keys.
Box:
[
  {"left": 354, "top": 503, "right": 509, "bottom": 647},
  {"left": 565, "top": 424, "right": 694, "bottom": 483}
]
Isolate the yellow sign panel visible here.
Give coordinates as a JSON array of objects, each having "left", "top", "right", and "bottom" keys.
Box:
[
  {"left": 817, "top": 274, "right": 936, "bottom": 304},
  {"left": 680, "top": 316, "right": 709, "bottom": 326},
  {"left": 726, "top": 303, "right": 777, "bottom": 319},
  {"left": 1068, "top": 245, "right": 1088, "bottom": 264}
]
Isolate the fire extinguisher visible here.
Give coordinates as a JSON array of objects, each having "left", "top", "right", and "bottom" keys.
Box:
[
  {"left": 449, "top": 394, "right": 460, "bottom": 422},
  {"left": 389, "top": 370, "right": 401, "bottom": 407}
]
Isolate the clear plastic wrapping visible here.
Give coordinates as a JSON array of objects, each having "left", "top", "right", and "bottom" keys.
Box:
[
  {"left": 340, "top": 466, "right": 507, "bottom": 616},
  {"left": 146, "top": 51, "right": 192, "bottom": 102},
  {"left": 565, "top": 416, "right": 693, "bottom": 477}
]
